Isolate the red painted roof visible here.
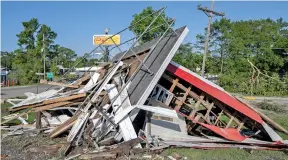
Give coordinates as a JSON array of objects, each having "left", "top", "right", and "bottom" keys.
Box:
[{"left": 166, "top": 62, "right": 263, "bottom": 124}]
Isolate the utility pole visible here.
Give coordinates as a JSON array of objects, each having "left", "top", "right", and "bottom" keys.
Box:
[
  {"left": 43, "top": 34, "right": 46, "bottom": 80},
  {"left": 104, "top": 28, "right": 110, "bottom": 62},
  {"left": 198, "top": 1, "right": 225, "bottom": 77}
]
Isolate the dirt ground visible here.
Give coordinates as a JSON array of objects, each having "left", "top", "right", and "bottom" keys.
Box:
[{"left": 1, "top": 133, "right": 66, "bottom": 160}]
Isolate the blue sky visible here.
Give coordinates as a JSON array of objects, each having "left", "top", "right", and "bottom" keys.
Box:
[{"left": 2, "top": 1, "right": 288, "bottom": 56}]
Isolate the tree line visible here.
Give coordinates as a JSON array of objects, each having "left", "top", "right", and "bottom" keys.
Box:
[
  {"left": 173, "top": 18, "right": 288, "bottom": 96},
  {"left": 1, "top": 18, "right": 99, "bottom": 84},
  {"left": 1, "top": 6, "right": 288, "bottom": 96},
  {"left": 130, "top": 7, "right": 288, "bottom": 96}
]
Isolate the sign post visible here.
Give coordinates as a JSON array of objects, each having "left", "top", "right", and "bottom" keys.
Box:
[
  {"left": 93, "top": 35, "right": 120, "bottom": 45},
  {"left": 93, "top": 31, "right": 121, "bottom": 62}
]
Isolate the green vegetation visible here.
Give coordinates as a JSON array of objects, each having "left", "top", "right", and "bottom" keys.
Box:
[
  {"left": 2, "top": 7, "right": 288, "bottom": 95},
  {"left": 129, "top": 6, "right": 174, "bottom": 44},
  {"left": 1, "top": 19, "right": 100, "bottom": 85},
  {"left": 1, "top": 101, "right": 35, "bottom": 125},
  {"left": 257, "top": 100, "right": 286, "bottom": 113},
  {"left": 128, "top": 7, "right": 288, "bottom": 96},
  {"left": 162, "top": 148, "right": 288, "bottom": 160},
  {"left": 174, "top": 18, "right": 288, "bottom": 96}
]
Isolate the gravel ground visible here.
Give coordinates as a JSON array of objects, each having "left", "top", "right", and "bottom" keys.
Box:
[{"left": 1, "top": 133, "right": 66, "bottom": 160}]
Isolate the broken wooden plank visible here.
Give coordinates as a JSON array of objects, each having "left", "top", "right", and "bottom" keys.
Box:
[
  {"left": 32, "top": 101, "right": 73, "bottom": 112},
  {"left": 66, "top": 62, "right": 123, "bottom": 143},
  {"left": 35, "top": 112, "right": 42, "bottom": 129},
  {"left": 49, "top": 113, "right": 80, "bottom": 138},
  {"left": 175, "top": 86, "right": 191, "bottom": 111},
  {"left": 189, "top": 95, "right": 204, "bottom": 119},
  {"left": 226, "top": 112, "right": 236, "bottom": 128},
  {"left": 73, "top": 74, "right": 91, "bottom": 86},
  {"left": 40, "top": 79, "right": 79, "bottom": 88},
  {"left": 9, "top": 94, "right": 86, "bottom": 112},
  {"left": 204, "top": 102, "right": 214, "bottom": 119},
  {"left": 78, "top": 73, "right": 100, "bottom": 93},
  {"left": 42, "top": 94, "right": 86, "bottom": 105},
  {"left": 169, "top": 78, "right": 179, "bottom": 92}
]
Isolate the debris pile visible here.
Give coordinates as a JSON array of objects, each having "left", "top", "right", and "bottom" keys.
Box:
[{"left": 2, "top": 7, "right": 288, "bottom": 159}]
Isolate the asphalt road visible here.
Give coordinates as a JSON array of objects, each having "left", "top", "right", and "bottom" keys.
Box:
[{"left": 1, "top": 84, "right": 61, "bottom": 100}]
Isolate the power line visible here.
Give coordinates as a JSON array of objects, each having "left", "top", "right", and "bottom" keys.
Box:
[{"left": 198, "top": 1, "right": 225, "bottom": 77}]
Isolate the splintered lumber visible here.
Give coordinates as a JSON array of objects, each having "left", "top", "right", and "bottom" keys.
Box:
[
  {"left": 9, "top": 94, "right": 86, "bottom": 112},
  {"left": 42, "top": 93, "right": 86, "bottom": 104},
  {"left": 73, "top": 74, "right": 91, "bottom": 86},
  {"left": 35, "top": 112, "right": 42, "bottom": 129},
  {"left": 66, "top": 62, "right": 124, "bottom": 143},
  {"left": 40, "top": 79, "right": 79, "bottom": 88},
  {"left": 32, "top": 101, "right": 73, "bottom": 112},
  {"left": 49, "top": 112, "right": 80, "bottom": 138}
]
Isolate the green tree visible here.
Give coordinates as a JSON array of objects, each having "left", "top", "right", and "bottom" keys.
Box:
[
  {"left": 173, "top": 43, "right": 203, "bottom": 73},
  {"left": 199, "top": 18, "right": 288, "bottom": 95},
  {"left": 129, "top": 6, "right": 174, "bottom": 43},
  {"left": 16, "top": 18, "right": 40, "bottom": 50},
  {"left": 11, "top": 18, "right": 58, "bottom": 84},
  {"left": 57, "top": 47, "right": 77, "bottom": 68},
  {"left": 36, "top": 24, "right": 57, "bottom": 60},
  {"left": 1, "top": 51, "right": 14, "bottom": 70}
]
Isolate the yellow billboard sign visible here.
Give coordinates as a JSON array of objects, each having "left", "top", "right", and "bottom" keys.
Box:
[{"left": 93, "top": 35, "right": 120, "bottom": 45}]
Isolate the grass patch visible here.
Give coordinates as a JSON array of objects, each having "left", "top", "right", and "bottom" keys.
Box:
[
  {"left": 268, "top": 114, "right": 288, "bottom": 140},
  {"left": 15, "top": 96, "right": 28, "bottom": 99},
  {"left": 257, "top": 100, "right": 286, "bottom": 113},
  {"left": 219, "top": 115, "right": 230, "bottom": 123},
  {"left": 259, "top": 107, "right": 288, "bottom": 140},
  {"left": 1, "top": 101, "right": 35, "bottom": 125},
  {"left": 162, "top": 148, "right": 288, "bottom": 160}
]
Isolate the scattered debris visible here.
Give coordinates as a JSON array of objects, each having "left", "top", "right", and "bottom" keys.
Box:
[{"left": 1, "top": 7, "right": 287, "bottom": 159}]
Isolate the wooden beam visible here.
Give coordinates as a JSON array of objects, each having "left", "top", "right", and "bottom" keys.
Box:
[
  {"left": 204, "top": 102, "right": 214, "bottom": 119},
  {"left": 169, "top": 78, "right": 179, "bottom": 92},
  {"left": 237, "top": 117, "right": 247, "bottom": 131},
  {"left": 40, "top": 79, "right": 79, "bottom": 88},
  {"left": 226, "top": 112, "right": 236, "bottom": 128},
  {"left": 42, "top": 94, "right": 86, "bottom": 105},
  {"left": 74, "top": 74, "right": 91, "bottom": 86},
  {"left": 49, "top": 112, "right": 80, "bottom": 138},
  {"left": 35, "top": 112, "right": 42, "bottom": 129},
  {"left": 215, "top": 110, "right": 223, "bottom": 125},
  {"left": 163, "top": 74, "right": 200, "bottom": 99},
  {"left": 32, "top": 101, "right": 73, "bottom": 112},
  {"left": 215, "top": 102, "right": 242, "bottom": 126},
  {"left": 163, "top": 73, "right": 243, "bottom": 127},
  {"left": 189, "top": 94, "right": 204, "bottom": 119},
  {"left": 175, "top": 86, "right": 191, "bottom": 111},
  {"left": 9, "top": 94, "right": 86, "bottom": 112}
]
